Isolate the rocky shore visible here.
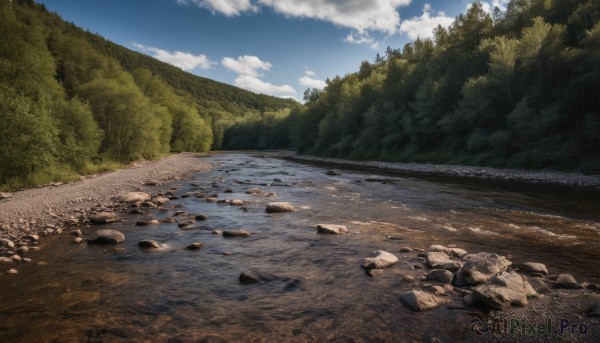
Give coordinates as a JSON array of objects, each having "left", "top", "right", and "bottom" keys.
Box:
[
  {"left": 276, "top": 152, "right": 600, "bottom": 189},
  {"left": 0, "top": 153, "right": 211, "bottom": 242}
]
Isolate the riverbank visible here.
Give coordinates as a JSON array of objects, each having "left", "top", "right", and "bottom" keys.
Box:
[
  {"left": 275, "top": 152, "right": 600, "bottom": 189},
  {"left": 0, "top": 153, "right": 211, "bottom": 241}
]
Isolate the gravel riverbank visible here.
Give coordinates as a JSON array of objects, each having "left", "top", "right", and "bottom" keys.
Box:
[
  {"left": 0, "top": 153, "right": 211, "bottom": 241},
  {"left": 275, "top": 152, "right": 600, "bottom": 189}
]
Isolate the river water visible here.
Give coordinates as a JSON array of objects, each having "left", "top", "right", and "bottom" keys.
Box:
[{"left": 1, "top": 152, "right": 599, "bottom": 342}]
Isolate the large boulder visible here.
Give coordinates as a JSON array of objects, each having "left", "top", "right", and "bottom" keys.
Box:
[
  {"left": 472, "top": 271, "right": 537, "bottom": 309},
  {"left": 87, "top": 229, "right": 125, "bottom": 244},
  {"left": 89, "top": 212, "right": 120, "bottom": 224},
  {"left": 457, "top": 252, "right": 512, "bottom": 285},
  {"left": 115, "top": 192, "right": 151, "bottom": 203},
  {"left": 427, "top": 252, "right": 462, "bottom": 271},
  {"left": 516, "top": 262, "right": 548, "bottom": 275},
  {"left": 317, "top": 224, "right": 348, "bottom": 235},
  {"left": 426, "top": 269, "right": 454, "bottom": 284},
  {"left": 362, "top": 250, "right": 399, "bottom": 269},
  {"left": 400, "top": 290, "right": 449, "bottom": 311},
  {"left": 266, "top": 202, "right": 296, "bottom": 213}
]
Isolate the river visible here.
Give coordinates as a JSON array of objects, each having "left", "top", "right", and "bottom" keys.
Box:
[{"left": 1, "top": 152, "right": 599, "bottom": 342}]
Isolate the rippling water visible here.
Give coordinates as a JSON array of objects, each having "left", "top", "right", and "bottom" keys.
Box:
[{"left": 1, "top": 153, "right": 599, "bottom": 342}]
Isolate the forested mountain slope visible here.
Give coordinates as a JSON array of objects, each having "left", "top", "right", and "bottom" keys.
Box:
[
  {"left": 0, "top": 0, "right": 298, "bottom": 189},
  {"left": 223, "top": 0, "right": 600, "bottom": 173}
]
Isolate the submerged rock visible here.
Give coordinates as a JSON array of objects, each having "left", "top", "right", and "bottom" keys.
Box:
[
  {"left": 138, "top": 240, "right": 160, "bottom": 249},
  {"left": 266, "top": 202, "right": 296, "bottom": 213},
  {"left": 87, "top": 229, "right": 125, "bottom": 245},
  {"left": 472, "top": 271, "right": 537, "bottom": 309},
  {"left": 185, "top": 243, "right": 203, "bottom": 250},
  {"left": 362, "top": 250, "right": 399, "bottom": 269},
  {"left": 457, "top": 252, "right": 512, "bottom": 285},
  {"left": 326, "top": 170, "right": 341, "bottom": 176},
  {"left": 222, "top": 230, "right": 250, "bottom": 238},
  {"left": 89, "top": 212, "right": 120, "bottom": 225},
  {"left": 316, "top": 224, "right": 348, "bottom": 235},
  {"left": 400, "top": 290, "right": 449, "bottom": 311}
]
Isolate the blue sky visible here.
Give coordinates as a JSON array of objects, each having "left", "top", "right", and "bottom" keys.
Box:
[{"left": 38, "top": 0, "right": 509, "bottom": 100}]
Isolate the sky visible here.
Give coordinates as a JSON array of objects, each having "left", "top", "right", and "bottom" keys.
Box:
[{"left": 38, "top": 0, "right": 510, "bottom": 101}]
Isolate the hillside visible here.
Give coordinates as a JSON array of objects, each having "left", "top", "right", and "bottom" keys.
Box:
[
  {"left": 0, "top": 0, "right": 298, "bottom": 189},
  {"left": 222, "top": 0, "right": 600, "bottom": 173}
]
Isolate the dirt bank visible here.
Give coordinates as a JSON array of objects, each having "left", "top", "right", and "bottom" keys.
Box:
[{"left": 0, "top": 153, "right": 211, "bottom": 240}]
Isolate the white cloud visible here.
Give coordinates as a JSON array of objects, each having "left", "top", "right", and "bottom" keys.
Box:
[
  {"left": 222, "top": 55, "right": 296, "bottom": 96},
  {"left": 298, "top": 69, "right": 326, "bottom": 89},
  {"left": 343, "top": 32, "right": 380, "bottom": 50},
  {"left": 177, "top": 0, "right": 410, "bottom": 34},
  {"left": 176, "top": 0, "right": 257, "bottom": 16},
  {"left": 221, "top": 55, "right": 272, "bottom": 77},
  {"left": 132, "top": 42, "right": 213, "bottom": 71},
  {"left": 470, "top": 0, "right": 509, "bottom": 13},
  {"left": 234, "top": 75, "right": 296, "bottom": 96},
  {"left": 399, "top": 4, "right": 454, "bottom": 40}
]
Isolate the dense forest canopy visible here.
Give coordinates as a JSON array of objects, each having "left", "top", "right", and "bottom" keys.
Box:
[
  {"left": 0, "top": 0, "right": 299, "bottom": 189},
  {"left": 222, "top": 0, "right": 600, "bottom": 173}
]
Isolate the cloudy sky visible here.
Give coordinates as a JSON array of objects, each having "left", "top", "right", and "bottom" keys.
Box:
[{"left": 38, "top": 0, "right": 508, "bottom": 100}]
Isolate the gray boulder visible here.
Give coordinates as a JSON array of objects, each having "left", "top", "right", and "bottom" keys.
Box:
[
  {"left": 266, "top": 202, "right": 296, "bottom": 213},
  {"left": 115, "top": 192, "right": 150, "bottom": 203},
  {"left": 516, "top": 262, "right": 548, "bottom": 275},
  {"left": 317, "top": 224, "right": 348, "bottom": 235},
  {"left": 457, "top": 252, "right": 512, "bottom": 285},
  {"left": 87, "top": 229, "right": 125, "bottom": 244},
  {"left": 89, "top": 212, "right": 120, "bottom": 224},
  {"left": 472, "top": 271, "right": 537, "bottom": 309},
  {"left": 554, "top": 274, "right": 578, "bottom": 289},
  {"left": 400, "top": 290, "right": 449, "bottom": 311},
  {"left": 362, "top": 250, "right": 399, "bottom": 269},
  {"left": 426, "top": 269, "right": 454, "bottom": 284}
]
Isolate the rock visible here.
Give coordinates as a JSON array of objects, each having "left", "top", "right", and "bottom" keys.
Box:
[
  {"left": 266, "top": 202, "right": 296, "bottom": 213},
  {"left": 12, "top": 255, "right": 22, "bottom": 262},
  {"left": 136, "top": 220, "right": 160, "bottom": 226},
  {"left": 8, "top": 268, "right": 18, "bottom": 274},
  {"left": 463, "top": 293, "right": 477, "bottom": 307},
  {"left": 554, "top": 274, "right": 578, "bottom": 289},
  {"left": 450, "top": 248, "right": 468, "bottom": 258},
  {"left": 316, "top": 224, "right": 348, "bottom": 235},
  {"left": 366, "top": 269, "right": 385, "bottom": 277},
  {"left": 152, "top": 196, "right": 170, "bottom": 205},
  {"left": 178, "top": 219, "right": 196, "bottom": 228},
  {"left": 429, "top": 245, "right": 449, "bottom": 253},
  {"left": 326, "top": 170, "right": 341, "bottom": 176},
  {"left": 245, "top": 188, "right": 263, "bottom": 194},
  {"left": 585, "top": 283, "right": 600, "bottom": 291},
  {"left": 16, "top": 246, "right": 28, "bottom": 254},
  {"left": 115, "top": 192, "right": 151, "bottom": 203},
  {"left": 229, "top": 199, "right": 244, "bottom": 206},
  {"left": 400, "top": 290, "right": 449, "bottom": 311},
  {"left": 185, "top": 243, "right": 203, "bottom": 250},
  {"left": 87, "top": 229, "right": 125, "bottom": 245},
  {"left": 195, "top": 214, "right": 208, "bottom": 220},
  {"left": 161, "top": 217, "right": 177, "bottom": 224},
  {"left": 74, "top": 237, "right": 83, "bottom": 244},
  {"left": 426, "top": 269, "right": 454, "bottom": 284},
  {"left": 472, "top": 271, "right": 537, "bottom": 309},
  {"left": 224, "top": 188, "right": 233, "bottom": 193},
  {"left": 23, "top": 234, "right": 39, "bottom": 242},
  {"left": 402, "top": 275, "right": 416, "bottom": 282},
  {"left": 0, "top": 256, "right": 13, "bottom": 263},
  {"left": 0, "top": 192, "right": 13, "bottom": 200},
  {"left": 138, "top": 240, "right": 159, "bottom": 249},
  {"left": 362, "top": 250, "right": 399, "bottom": 269},
  {"left": 587, "top": 303, "right": 600, "bottom": 318},
  {"left": 0, "top": 239, "right": 15, "bottom": 249},
  {"left": 144, "top": 181, "right": 159, "bottom": 186},
  {"left": 427, "top": 252, "right": 462, "bottom": 271},
  {"left": 89, "top": 212, "right": 120, "bottom": 224},
  {"left": 211, "top": 230, "right": 222, "bottom": 235},
  {"left": 222, "top": 230, "right": 250, "bottom": 238},
  {"left": 457, "top": 252, "right": 512, "bottom": 285},
  {"left": 129, "top": 209, "right": 145, "bottom": 215},
  {"left": 239, "top": 272, "right": 265, "bottom": 284},
  {"left": 400, "top": 247, "right": 413, "bottom": 253},
  {"left": 427, "top": 285, "right": 448, "bottom": 296},
  {"left": 22, "top": 258, "right": 31, "bottom": 262},
  {"left": 70, "top": 229, "right": 82, "bottom": 237},
  {"left": 528, "top": 277, "right": 552, "bottom": 294},
  {"left": 516, "top": 262, "right": 548, "bottom": 275}
]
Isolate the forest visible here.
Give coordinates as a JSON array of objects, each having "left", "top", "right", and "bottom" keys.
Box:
[
  {"left": 223, "top": 0, "right": 600, "bottom": 173},
  {"left": 0, "top": 0, "right": 298, "bottom": 189}
]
